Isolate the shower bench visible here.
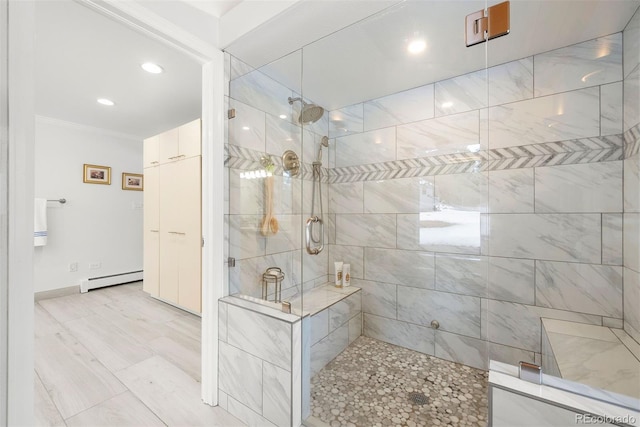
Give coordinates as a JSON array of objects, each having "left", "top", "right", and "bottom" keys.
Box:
[{"left": 541, "top": 318, "right": 640, "bottom": 403}]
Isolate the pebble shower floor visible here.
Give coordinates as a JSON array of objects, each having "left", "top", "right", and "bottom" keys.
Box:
[{"left": 310, "top": 336, "right": 489, "bottom": 427}]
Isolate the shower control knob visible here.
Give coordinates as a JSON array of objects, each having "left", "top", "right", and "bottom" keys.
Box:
[{"left": 430, "top": 320, "right": 440, "bottom": 329}]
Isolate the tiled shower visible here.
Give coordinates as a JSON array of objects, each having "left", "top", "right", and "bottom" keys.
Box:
[{"left": 222, "top": 3, "right": 640, "bottom": 425}]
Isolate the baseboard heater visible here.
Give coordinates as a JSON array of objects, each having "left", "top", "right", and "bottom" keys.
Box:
[{"left": 80, "top": 270, "right": 144, "bottom": 293}]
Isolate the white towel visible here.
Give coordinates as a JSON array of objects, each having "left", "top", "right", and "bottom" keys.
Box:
[{"left": 34, "top": 198, "right": 47, "bottom": 246}]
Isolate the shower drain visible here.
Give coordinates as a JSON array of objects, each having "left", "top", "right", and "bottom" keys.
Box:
[{"left": 408, "top": 391, "right": 429, "bottom": 406}]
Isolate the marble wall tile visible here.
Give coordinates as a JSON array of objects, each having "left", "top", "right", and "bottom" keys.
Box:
[
  {"left": 262, "top": 361, "right": 291, "bottom": 427},
  {"left": 329, "top": 293, "right": 362, "bottom": 330},
  {"left": 397, "top": 212, "right": 481, "bottom": 255},
  {"left": 601, "top": 82, "right": 624, "bottom": 136},
  {"left": 227, "top": 304, "right": 292, "bottom": 371},
  {"left": 434, "top": 172, "right": 488, "bottom": 213},
  {"left": 489, "top": 342, "right": 536, "bottom": 366},
  {"left": 228, "top": 99, "right": 266, "bottom": 153},
  {"left": 335, "top": 127, "right": 396, "bottom": 168},
  {"left": 352, "top": 279, "right": 397, "bottom": 319},
  {"left": 624, "top": 7, "right": 640, "bottom": 79},
  {"left": 624, "top": 153, "right": 640, "bottom": 213},
  {"left": 485, "top": 300, "right": 602, "bottom": 352},
  {"left": 266, "top": 115, "right": 303, "bottom": 161},
  {"left": 218, "top": 390, "right": 228, "bottom": 411},
  {"left": 435, "top": 69, "right": 487, "bottom": 116},
  {"left": 398, "top": 287, "right": 481, "bottom": 338},
  {"left": 311, "top": 323, "right": 349, "bottom": 377},
  {"left": 230, "top": 251, "right": 296, "bottom": 297},
  {"left": 335, "top": 214, "right": 396, "bottom": 248},
  {"left": 488, "top": 57, "right": 534, "bottom": 106},
  {"left": 349, "top": 313, "right": 362, "bottom": 344},
  {"left": 488, "top": 257, "right": 536, "bottom": 305},
  {"left": 226, "top": 396, "right": 277, "bottom": 427},
  {"left": 299, "top": 317, "right": 310, "bottom": 421},
  {"left": 329, "top": 245, "right": 364, "bottom": 279},
  {"left": 364, "top": 176, "right": 435, "bottom": 214},
  {"left": 535, "top": 261, "right": 623, "bottom": 318},
  {"left": 624, "top": 213, "right": 640, "bottom": 272},
  {"left": 603, "top": 317, "right": 624, "bottom": 329},
  {"left": 329, "top": 103, "right": 363, "bottom": 138},
  {"left": 534, "top": 161, "right": 622, "bottom": 213},
  {"left": 624, "top": 267, "right": 640, "bottom": 340},
  {"left": 228, "top": 215, "right": 266, "bottom": 259},
  {"left": 535, "top": 34, "right": 622, "bottom": 96},
  {"left": 365, "top": 248, "right": 435, "bottom": 289},
  {"left": 396, "top": 111, "right": 480, "bottom": 160},
  {"left": 488, "top": 87, "right": 600, "bottom": 149},
  {"left": 230, "top": 55, "right": 255, "bottom": 81},
  {"left": 219, "top": 301, "right": 228, "bottom": 343},
  {"left": 229, "top": 170, "right": 263, "bottom": 216},
  {"left": 435, "top": 331, "right": 487, "bottom": 370},
  {"left": 329, "top": 182, "right": 364, "bottom": 214},
  {"left": 310, "top": 310, "right": 329, "bottom": 345},
  {"left": 300, "top": 249, "right": 329, "bottom": 284},
  {"left": 230, "top": 68, "right": 294, "bottom": 121},
  {"left": 541, "top": 327, "right": 562, "bottom": 378},
  {"left": 219, "top": 341, "right": 263, "bottom": 414},
  {"left": 488, "top": 213, "right": 601, "bottom": 263},
  {"left": 363, "top": 84, "right": 434, "bottom": 131},
  {"left": 302, "top": 176, "right": 328, "bottom": 218},
  {"left": 435, "top": 254, "right": 487, "bottom": 298},
  {"left": 624, "top": 65, "right": 640, "bottom": 132},
  {"left": 364, "top": 313, "right": 435, "bottom": 355},
  {"left": 488, "top": 169, "right": 535, "bottom": 213},
  {"left": 602, "top": 214, "right": 623, "bottom": 265},
  {"left": 265, "top": 214, "right": 302, "bottom": 255},
  {"left": 326, "top": 213, "right": 336, "bottom": 245}
]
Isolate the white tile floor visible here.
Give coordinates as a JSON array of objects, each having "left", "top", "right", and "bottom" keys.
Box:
[{"left": 34, "top": 282, "right": 243, "bottom": 426}]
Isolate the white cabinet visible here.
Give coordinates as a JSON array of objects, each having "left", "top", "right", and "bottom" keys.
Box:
[
  {"left": 143, "top": 135, "right": 160, "bottom": 168},
  {"left": 143, "top": 120, "right": 201, "bottom": 313}
]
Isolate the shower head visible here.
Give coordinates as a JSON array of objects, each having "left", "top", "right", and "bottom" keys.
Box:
[
  {"left": 288, "top": 97, "right": 325, "bottom": 125},
  {"left": 315, "top": 136, "right": 329, "bottom": 163}
]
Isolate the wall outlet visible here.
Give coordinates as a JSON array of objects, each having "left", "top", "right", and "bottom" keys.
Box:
[
  {"left": 89, "top": 262, "right": 101, "bottom": 270},
  {"left": 69, "top": 262, "right": 78, "bottom": 272}
]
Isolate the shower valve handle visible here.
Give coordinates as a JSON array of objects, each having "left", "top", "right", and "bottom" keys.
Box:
[{"left": 305, "top": 216, "right": 324, "bottom": 255}]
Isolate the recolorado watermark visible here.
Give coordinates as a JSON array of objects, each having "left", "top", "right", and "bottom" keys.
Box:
[{"left": 576, "top": 414, "right": 637, "bottom": 425}]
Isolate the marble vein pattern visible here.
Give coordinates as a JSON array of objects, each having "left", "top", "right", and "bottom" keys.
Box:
[
  {"left": 397, "top": 212, "right": 481, "bottom": 255},
  {"left": 435, "top": 69, "right": 488, "bottom": 116},
  {"left": 624, "top": 8, "right": 640, "bottom": 79},
  {"left": 264, "top": 214, "right": 302, "bottom": 255},
  {"left": 329, "top": 181, "right": 364, "bottom": 214},
  {"left": 435, "top": 331, "right": 487, "bottom": 370},
  {"left": 488, "top": 87, "right": 601, "bottom": 149},
  {"left": 335, "top": 127, "right": 396, "bottom": 168},
  {"left": 311, "top": 323, "right": 349, "bottom": 377},
  {"left": 435, "top": 254, "right": 487, "bottom": 298},
  {"left": 535, "top": 261, "right": 623, "bottom": 317},
  {"left": 534, "top": 34, "right": 622, "bottom": 97},
  {"left": 227, "top": 396, "right": 277, "bottom": 427},
  {"left": 219, "top": 341, "right": 264, "bottom": 414},
  {"left": 487, "top": 257, "right": 535, "bottom": 305},
  {"left": 601, "top": 82, "right": 624, "bottom": 136},
  {"left": 624, "top": 213, "right": 640, "bottom": 272},
  {"left": 534, "top": 161, "right": 622, "bottom": 213},
  {"left": 488, "top": 213, "right": 601, "bottom": 263},
  {"left": 434, "top": 172, "right": 487, "bottom": 213},
  {"left": 226, "top": 303, "right": 292, "bottom": 371},
  {"left": 329, "top": 293, "right": 362, "bottom": 330},
  {"left": 602, "top": 214, "right": 623, "bottom": 265},
  {"left": 349, "top": 313, "right": 362, "bottom": 344},
  {"left": 364, "top": 313, "right": 435, "bottom": 355},
  {"left": 363, "top": 84, "right": 435, "bottom": 131},
  {"left": 397, "top": 110, "right": 480, "bottom": 160},
  {"left": 488, "top": 57, "right": 534, "bottom": 106},
  {"left": 624, "top": 267, "right": 640, "bottom": 341},
  {"left": 365, "top": 247, "right": 435, "bottom": 289},
  {"left": 625, "top": 152, "right": 640, "bottom": 211},
  {"left": 310, "top": 310, "right": 329, "bottom": 345},
  {"left": 363, "top": 176, "right": 435, "bottom": 213},
  {"left": 352, "top": 279, "right": 397, "bottom": 319},
  {"left": 335, "top": 213, "right": 396, "bottom": 248},
  {"left": 625, "top": 125, "right": 640, "bottom": 159},
  {"left": 265, "top": 115, "right": 303, "bottom": 162},
  {"left": 329, "top": 245, "right": 364, "bottom": 279},
  {"left": 488, "top": 168, "right": 534, "bottom": 213},
  {"left": 397, "top": 287, "right": 481, "bottom": 338},
  {"left": 625, "top": 65, "right": 640, "bottom": 133},
  {"left": 262, "top": 361, "right": 292, "bottom": 426},
  {"left": 228, "top": 98, "right": 266, "bottom": 153},
  {"left": 230, "top": 67, "right": 296, "bottom": 122},
  {"left": 329, "top": 103, "right": 363, "bottom": 138}
]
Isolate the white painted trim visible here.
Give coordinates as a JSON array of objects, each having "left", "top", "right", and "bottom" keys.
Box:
[
  {"left": 0, "top": 0, "right": 8, "bottom": 421},
  {"left": 78, "top": 0, "right": 217, "bottom": 63},
  {"left": 34, "top": 286, "right": 79, "bottom": 302},
  {"left": 7, "top": 0, "right": 35, "bottom": 424},
  {"left": 35, "top": 115, "right": 143, "bottom": 142}
]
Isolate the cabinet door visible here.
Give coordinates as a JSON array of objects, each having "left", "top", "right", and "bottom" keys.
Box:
[
  {"left": 176, "top": 156, "right": 201, "bottom": 313},
  {"left": 143, "top": 166, "right": 159, "bottom": 231},
  {"left": 158, "top": 127, "right": 179, "bottom": 164},
  {"left": 178, "top": 119, "right": 201, "bottom": 159},
  {"left": 143, "top": 229, "right": 160, "bottom": 297},
  {"left": 159, "top": 231, "right": 179, "bottom": 304},
  {"left": 143, "top": 135, "right": 160, "bottom": 168}
]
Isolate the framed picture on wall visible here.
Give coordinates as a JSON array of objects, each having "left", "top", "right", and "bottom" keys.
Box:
[
  {"left": 83, "top": 164, "right": 111, "bottom": 185},
  {"left": 122, "top": 172, "right": 143, "bottom": 191}
]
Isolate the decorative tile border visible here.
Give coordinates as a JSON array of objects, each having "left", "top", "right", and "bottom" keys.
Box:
[
  {"left": 624, "top": 123, "right": 640, "bottom": 159},
  {"left": 226, "top": 134, "right": 624, "bottom": 184}
]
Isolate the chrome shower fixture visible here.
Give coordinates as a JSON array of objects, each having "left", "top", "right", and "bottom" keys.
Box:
[
  {"left": 315, "top": 136, "right": 329, "bottom": 163},
  {"left": 288, "top": 97, "right": 325, "bottom": 124}
]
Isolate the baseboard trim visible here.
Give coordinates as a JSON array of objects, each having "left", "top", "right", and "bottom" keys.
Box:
[{"left": 34, "top": 285, "right": 80, "bottom": 301}]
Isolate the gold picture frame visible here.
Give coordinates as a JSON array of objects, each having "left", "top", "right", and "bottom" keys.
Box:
[
  {"left": 122, "top": 172, "right": 143, "bottom": 191},
  {"left": 83, "top": 164, "right": 111, "bottom": 185}
]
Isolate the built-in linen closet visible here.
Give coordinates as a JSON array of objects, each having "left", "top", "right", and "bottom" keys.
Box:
[{"left": 143, "top": 119, "right": 202, "bottom": 313}]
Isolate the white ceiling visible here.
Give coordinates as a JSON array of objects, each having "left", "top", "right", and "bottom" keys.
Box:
[
  {"left": 35, "top": 1, "right": 203, "bottom": 139},
  {"left": 227, "top": 0, "right": 640, "bottom": 111},
  {"left": 181, "top": 0, "right": 243, "bottom": 18}
]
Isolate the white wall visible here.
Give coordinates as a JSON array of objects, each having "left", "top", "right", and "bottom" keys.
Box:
[{"left": 33, "top": 116, "right": 143, "bottom": 293}]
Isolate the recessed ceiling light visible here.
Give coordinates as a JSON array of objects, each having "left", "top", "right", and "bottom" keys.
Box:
[
  {"left": 242, "top": 126, "right": 250, "bottom": 131},
  {"left": 97, "top": 98, "right": 115, "bottom": 106},
  {"left": 441, "top": 102, "right": 454, "bottom": 109},
  {"left": 279, "top": 114, "right": 287, "bottom": 119},
  {"left": 407, "top": 39, "right": 426, "bottom": 54},
  {"left": 141, "top": 62, "right": 164, "bottom": 74}
]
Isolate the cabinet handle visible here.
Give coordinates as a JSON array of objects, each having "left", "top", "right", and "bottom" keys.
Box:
[
  {"left": 177, "top": 154, "right": 186, "bottom": 158},
  {"left": 150, "top": 229, "right": 159, "bottom": 232},
  {"left": 168, "top": 231, "right": 186, "bottom": 235},
  {"left": 150, "top": 161, "right": 159, "bottom": 164}
]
